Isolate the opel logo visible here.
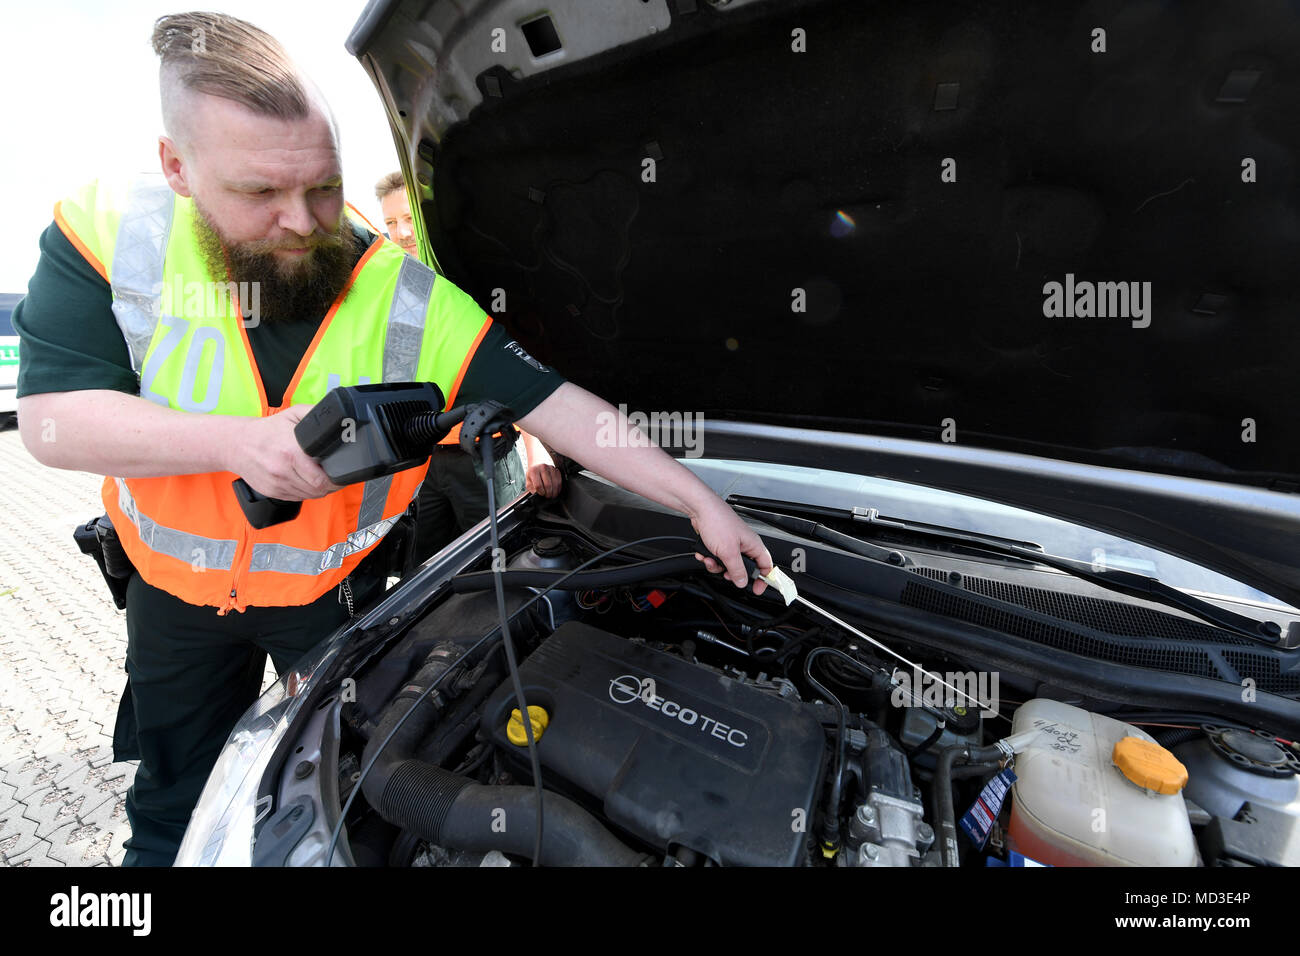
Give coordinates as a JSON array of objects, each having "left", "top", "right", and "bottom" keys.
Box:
[{"left": 609, "top": 674, "right": 643, "bottom": 705}]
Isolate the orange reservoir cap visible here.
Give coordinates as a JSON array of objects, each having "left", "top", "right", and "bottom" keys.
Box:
[{"left": 1112, "top": 736, "right": 1189, "bottom": 795}]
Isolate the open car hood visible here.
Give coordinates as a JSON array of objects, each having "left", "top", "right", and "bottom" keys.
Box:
[{"left": 348, "top": 0, "right": 1300, "bottom": 609}]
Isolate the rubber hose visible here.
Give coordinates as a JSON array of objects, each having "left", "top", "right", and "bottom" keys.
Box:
[
  {"left": 452, "top": 553, "right": 704, "bottom": 593},
  {"left": 905, "top": 721, "right": 945, "bottom": 758},
  {"left": 360, "top": 644, "right": 640, "bottom": 866},
  {"left": 933, "top": 744, "right": 1005, "bottom": 867},
  {"left": 380, "top": 764, "right": 644, "bottom": 866}
]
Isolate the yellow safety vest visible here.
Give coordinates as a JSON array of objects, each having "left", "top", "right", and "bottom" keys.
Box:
[{"left": 54, "top": 175, "right": 493, "bottom": 613}]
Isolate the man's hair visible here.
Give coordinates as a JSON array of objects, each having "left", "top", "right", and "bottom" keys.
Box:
[
  {"left": 152, "top": 12, "right": 310, "bottom": 124},
  {"left": 375, "top": 172, "right": 407, "bottom": 202}
]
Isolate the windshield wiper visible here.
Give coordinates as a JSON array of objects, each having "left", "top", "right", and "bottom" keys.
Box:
[
  {"left": 729, "top": 494, "right": 1045, "bottom": 553},
  {"left": 730, "top": 503, "right": 911, "bottom": 567},
  {"left": 728, "top": 495, "right": 1288, "bottom": 647}
]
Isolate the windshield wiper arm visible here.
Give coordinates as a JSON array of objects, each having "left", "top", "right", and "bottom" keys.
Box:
[
  {"left": 728, "top": 495, "right": 1287, "bottom": 646},
  {"left": 731, "top": 503, "right": 910, "bottom": 567},
  {"left": 728, "top": 494, "right": 1044, "bottom": 553}
]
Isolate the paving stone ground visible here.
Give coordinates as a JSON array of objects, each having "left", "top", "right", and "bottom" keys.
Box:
[
  {"left": 0, "top": 426, "right": 133, "bottom": 866},
  {"left": 0, "top": 426, "right": 273, "bottom": 866}
]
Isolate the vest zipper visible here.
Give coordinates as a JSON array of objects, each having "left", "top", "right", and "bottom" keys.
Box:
[
  {"left": 219, "top": 520, "right": 254, "bottom": 615},
  {"left": 339, "top": 576, "right": 355, "bottom": 618}
]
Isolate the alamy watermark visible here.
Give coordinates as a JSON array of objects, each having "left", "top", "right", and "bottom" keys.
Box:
[
  {"left": 889, "top": 666, "right": 1000, "bottom": 717},
  {"left": 50, "top": 886, "right": 151, "bottom": 936},
  {"left": 1042, "top": 273, "right": 1150, "bottom": 328},
  {"left": 167, "top": 275, "right": 261, "bottom": 327},
  {"left": 595, "top": 403, "right": 705, "bottom": 458}
]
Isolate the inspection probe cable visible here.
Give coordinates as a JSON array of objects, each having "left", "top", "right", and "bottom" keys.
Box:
[
  {"left": 475, "top": 430, "right": 546, "bottom": 865},
  {"left": 323, "top": 533, "right": 713, "bottom": 867}
]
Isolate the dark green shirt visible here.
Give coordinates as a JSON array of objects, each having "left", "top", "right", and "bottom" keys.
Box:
[{"left": 14, "top": 220, "right": 563, "bottom": 414}]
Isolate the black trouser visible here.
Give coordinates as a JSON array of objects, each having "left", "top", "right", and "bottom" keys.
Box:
[{"left": 113, "top": 569, "right": 384, "bottom": 867}]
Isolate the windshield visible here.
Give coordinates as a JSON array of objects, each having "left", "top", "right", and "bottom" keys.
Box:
[{"left": 681, "top": 458, "right": 1299, "bottom": 615}]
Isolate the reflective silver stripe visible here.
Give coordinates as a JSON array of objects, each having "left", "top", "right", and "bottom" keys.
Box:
[
  {"left": 114, "top": 478, "right": 237, "bottom": 570},
  {"left": 110, "top": 178, "right": 176, "bottom": 374},
  {"left": 357, "top": 476, "right": 392, "bottom": 531},
  {"left": 248, "top": 514, "right": 402, "bottom": 576},
  {"left": 382, "top": 255, "right": 435, "bottom": 382}
]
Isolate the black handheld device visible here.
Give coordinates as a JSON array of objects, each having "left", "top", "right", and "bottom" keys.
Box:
[
  {"left": 232, "top": 382, "right": 449, "bottom": 529},
  {"left": 232, "top": 382, "right": 518, "bottom": 530}
]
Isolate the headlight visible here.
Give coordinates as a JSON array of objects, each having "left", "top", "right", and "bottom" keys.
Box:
[{"left": 173, "top": 633, "right": 346, "bottom": 866}]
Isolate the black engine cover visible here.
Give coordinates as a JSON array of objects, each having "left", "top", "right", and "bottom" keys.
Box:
[{"left": 483, "top": 621, "right": 826, "bottom": 866}]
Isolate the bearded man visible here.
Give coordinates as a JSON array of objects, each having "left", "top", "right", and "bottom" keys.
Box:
[{"left": 12, "top": 11, "right": 771, "bottom": 866}]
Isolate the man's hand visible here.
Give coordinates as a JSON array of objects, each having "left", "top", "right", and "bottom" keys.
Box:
[
  {"left": 520, "top": 429, "right": 562, "bottom": 498},
  {"left": 525, "top": 463, "right": 563, "bottom": 497},
  {"left": 689, "top": 494, "right": 773, "bottom": 595},
  {"left": 225, "top": 405, "right": 340, "bottom": 501}
]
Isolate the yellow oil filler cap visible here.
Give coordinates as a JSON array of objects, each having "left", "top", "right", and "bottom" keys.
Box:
[
  {"left": 507, "top": 705, "right": 550, "bottom": 746},
  {"left": 1112, "top": 736, "right": 1188, "bottom": 795}
]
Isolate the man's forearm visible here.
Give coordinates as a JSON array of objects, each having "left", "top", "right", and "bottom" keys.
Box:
[
  {"left": 19, "top": 390, "right": 241, "bottom": 477},
  {"left": 517, "top": 382, "right": 772, "bottom": 591},
  {"left": 516, "top": 382, "right": 719, "bottom": 521}
]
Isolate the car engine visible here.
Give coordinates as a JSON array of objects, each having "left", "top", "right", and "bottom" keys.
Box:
[
  {"left": 267, "top": 524, "right": 1299, "bottom": 868},
  {"left": 481, "top": 620, "right": 827, "bottom": 866}
]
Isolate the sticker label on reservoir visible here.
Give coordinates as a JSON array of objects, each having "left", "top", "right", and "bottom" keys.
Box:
[{"left": 959, "top": 768, "right": 1017, "bottom": 850}]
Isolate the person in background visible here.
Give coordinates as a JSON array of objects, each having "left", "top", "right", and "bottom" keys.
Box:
[
  {"left": 374, "top": 172, "right": 562, "bottom": 561},
  {"left": 376, "top": 170, "right": 418, "bottom": 256}
]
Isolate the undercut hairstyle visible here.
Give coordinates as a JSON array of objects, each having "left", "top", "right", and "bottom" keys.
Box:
[
  {"left": 375, "top": 171, "right": 407, "bottom": 202},
  {"left": 152, "top": 11, "right": 310, "bottom": 135}
]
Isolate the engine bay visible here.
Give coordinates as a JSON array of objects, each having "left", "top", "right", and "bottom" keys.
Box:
[{"left": 257, "top": 485, "right": 1300, "bottom": 868}]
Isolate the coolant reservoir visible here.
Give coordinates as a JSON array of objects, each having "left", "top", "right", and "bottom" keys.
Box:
[{"left": 1007, "top": 699, "right": 1198, "bottom": 866}]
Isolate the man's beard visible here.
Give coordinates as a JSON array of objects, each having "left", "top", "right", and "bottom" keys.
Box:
[{"left": 191, "top": 198, "right": 360, "bottom": 325}]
